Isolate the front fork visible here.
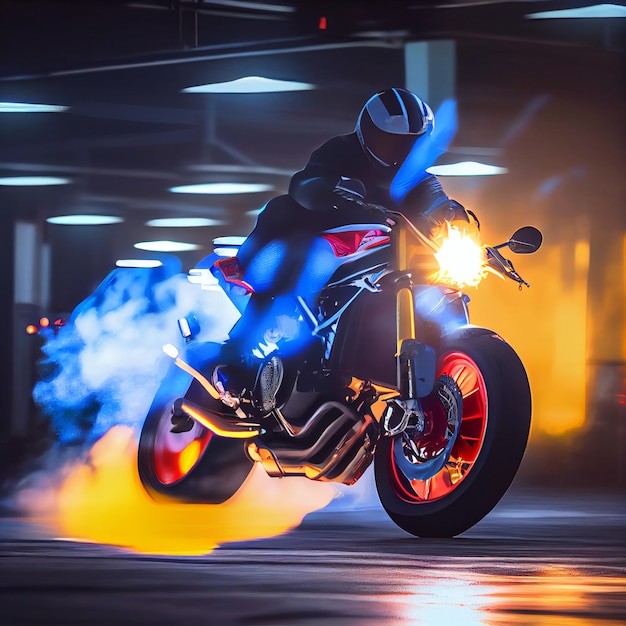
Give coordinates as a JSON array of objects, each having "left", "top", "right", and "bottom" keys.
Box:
[{"left": 382, "top": 272, "right": 436, "bottom": 436}]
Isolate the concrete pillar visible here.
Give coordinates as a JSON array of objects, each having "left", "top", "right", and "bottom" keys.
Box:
[
  {"left": 13, "top": 220, "right": 46, "bottom": 437},
  {"left": 0, "top": 209, "right": 14, "bottom": 450},
  {"left": 404, "top": 40, "right": 456, "bottom": 111}
]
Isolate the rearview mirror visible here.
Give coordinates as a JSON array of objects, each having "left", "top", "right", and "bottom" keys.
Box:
[{"left": 508, "top": 226, "right": 543, "bottom": 254}]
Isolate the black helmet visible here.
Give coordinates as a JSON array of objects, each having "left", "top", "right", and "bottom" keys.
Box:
[{"left": 355, "top": 88, "right": 434, "bottom": 168}]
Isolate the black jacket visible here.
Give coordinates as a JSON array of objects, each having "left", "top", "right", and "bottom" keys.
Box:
[{"left": 289, "top": 132, "right": 450, "bottom": 219}]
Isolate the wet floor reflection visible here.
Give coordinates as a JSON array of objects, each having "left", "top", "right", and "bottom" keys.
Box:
[
  {"left": 1, "top": 489, "right": 624, "bottom": 626},
  {"left": 396, "top": 564, "right": 625, "bottom": 625}
]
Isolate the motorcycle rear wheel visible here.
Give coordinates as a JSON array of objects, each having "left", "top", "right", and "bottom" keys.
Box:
[
  {"left": 374, "top": 331, "right": 531, "bottom": 537},
  {"left": 138, "top": 379, "right": 254, "bottom": 504}
]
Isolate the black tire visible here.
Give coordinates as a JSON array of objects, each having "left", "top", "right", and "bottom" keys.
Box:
[
  {"left": 138, "top": 376, "right": 254, "bottom": 504},
  {"left": 374, "top": 330, "right": 531, "bottom": 537}
]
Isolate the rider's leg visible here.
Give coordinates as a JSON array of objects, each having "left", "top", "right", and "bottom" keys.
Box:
[{"left": 212, "top": 196, "right": 318, "bottom": 413}]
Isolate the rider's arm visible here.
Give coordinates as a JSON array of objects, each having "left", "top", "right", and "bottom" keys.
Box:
[
  {"left": 403, "top": 174, "right": 476, "bottom": 234},
  {"left": 289, "top": 136, "right": 352, "bottom": 211}
]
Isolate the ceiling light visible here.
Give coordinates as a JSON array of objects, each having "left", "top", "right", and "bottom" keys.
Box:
[
  {"left": 213, "top": 236, "right": 247, "bottom": 246},
  {"left": 0, "top": 102, "right": 69, "bottom": 113},
  {"left": 0, "top": 176, "right": 71, "bottom": 186},
  {"left": 46, "top": 215, "right": 124, "bottom": 225},
  {"left": 169, "top": 183, "right": 273, "bottom": 194},
  {"left": 214, "top": 247, "right": 241, "bottom": 257},
  {"left": 116, "top": 259, "right": 163, "bottom": 268},
  {"left": 182, "top": 76, "right": 315, "bottom": 94},
  {"left": 146, "top": 217, "right": 225, "bottom": 227},
  {"left": 426, "top": 162, "right": 508, "bottom": 176},
  {"left": 212, "top": 236, "right": 247, "bottom": 257},
  {"left": 134, "top": 240, "right": 201, "bottom": 252},
  {"left": 526, "top": 4, "right": 626, "bottom": 19},
  {"left": 196, "top": 1, "right": 295, "bottom": 13}
]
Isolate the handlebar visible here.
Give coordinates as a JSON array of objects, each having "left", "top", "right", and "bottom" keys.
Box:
[
  {"left": 485, "top": 246, "right": 530, "bottom": 288},
  {"left": 384, "top": 207, "right": 532, "bottom": 288}
]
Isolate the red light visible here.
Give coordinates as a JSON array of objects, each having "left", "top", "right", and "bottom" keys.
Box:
[
  {"left": 26, "top": 325, "right": 38, "bottom": 335},
  {"left": 39, "top": 317, "right": 50, "bottom": 327},
  {"left": 319, "top": 16, "right": 327, "bottom": 30}
]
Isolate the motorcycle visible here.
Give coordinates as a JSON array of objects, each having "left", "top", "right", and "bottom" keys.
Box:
[{"left": 137, "top": 201, "right": 542, "bottom": 538}]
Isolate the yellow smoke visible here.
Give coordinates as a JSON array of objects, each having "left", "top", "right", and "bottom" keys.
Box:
[{"left": 50, "top": 426, "right": 336, "bottom": 555}]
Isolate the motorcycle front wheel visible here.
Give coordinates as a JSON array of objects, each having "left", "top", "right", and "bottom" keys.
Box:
[
  {"left": 374, "top": 331, "right": 531, "bottom": 537},
  {"left": 138, "top": 378, "right": 254, "bottom": 504}
]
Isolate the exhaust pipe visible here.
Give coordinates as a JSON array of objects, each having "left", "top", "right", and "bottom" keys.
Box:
[
  {"left": 162, "top": 344, "right": 263, "bottom": 438},
  {"left": 180, "top": 399, "right": 264, "bottom": 439}
]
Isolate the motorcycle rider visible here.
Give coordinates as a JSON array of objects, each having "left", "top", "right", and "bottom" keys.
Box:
[{"left": 207, "top": 87, "right": 469, "bottom": 419}]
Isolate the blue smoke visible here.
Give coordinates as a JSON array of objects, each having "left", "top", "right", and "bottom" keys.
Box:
[
  {"left": 33, "top": 256, "right": 240, "bottom": 445},
  {"left": 390, "top": 98, "right": 458, "bottom": 203}
]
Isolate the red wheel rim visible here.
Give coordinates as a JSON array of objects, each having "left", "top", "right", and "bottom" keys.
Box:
[
  {"left": 153, "top": 409, "right": 213, "bottom": 485},
  {"left": 389, "top": 350, "right": 488, "bottom": 502}
]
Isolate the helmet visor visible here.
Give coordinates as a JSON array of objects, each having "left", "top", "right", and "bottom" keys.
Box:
[{"left": 359, "top": 112, "right": 420, "bottom": 167}]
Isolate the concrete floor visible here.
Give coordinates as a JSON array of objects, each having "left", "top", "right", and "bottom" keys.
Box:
[{"left": 1, "top": 487, "right": 624, "bottom": 626}]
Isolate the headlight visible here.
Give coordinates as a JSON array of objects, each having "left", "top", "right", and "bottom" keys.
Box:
[{"left": 432, "top": 221, "right": 488, "bottom": 288}]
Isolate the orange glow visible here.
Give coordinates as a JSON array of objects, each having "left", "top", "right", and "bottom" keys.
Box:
[
  {"left": 48, "top": 426, "right": 336, "bottom": 555},
  {"left": 402, "top": 563, "right": 624, "bottom": 625},
  {"left": 25, "top": 324, "right": 38, "bottom": 335},
  {"left": 178, "top": 439, "right": 202, "bottom": 475},
  {"left": 623, "top": 232, "right": 626, "bottom": 364},
  {"left": 39, "top": 317, "right": 50, "bottom": 327},
  {"left": 470, "top": 238, "right": 589, "bottom": 436}
]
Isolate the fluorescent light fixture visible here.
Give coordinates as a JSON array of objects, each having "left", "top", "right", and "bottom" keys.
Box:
[
  {"left": 46, "top": 215, "right": 124, "bottom": 225},
  {"left": 116, "top": 259, "right": 163, "bottom": 268},
  {"left": 194, "top": 1, "right": 295, "bottom": 13},
  {"left": 0, "top": 176, "right": 70, "bottom": 186},
  {"left": 146, "top": 217, "right": 224, "bottom": 227},
  {"left": 182, "top": 76, "right": 314, "bottom": 94},
  {"left": 526, "top": 4, "right": 626, "bottom": 19},
  {"left": 213, "top": 237, "right": 247, "bottom": 258},
  {"left": 0, "top": 102, "right": 68, "bottom": 113},
  {"left": 188, "top": 268, "right": 219, "bottom": 287},
  {"left": 213, "top": 236, "right": 247, "bottom": 246},
  {"left": 214, "top": 247, "right": 240, "bottom": 257},
  {"left": 427, "top": 161, "right": 508, "bottom": 176},
  {"left": 134, "top": 240, "right": 201, "bottom": 252},
  {"left": 169, "top": 183, "right": 273, "bottom": 194}
]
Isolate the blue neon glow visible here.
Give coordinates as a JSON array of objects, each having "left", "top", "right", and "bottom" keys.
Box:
[
  {"left": 33, "top": 258, "right": 240, "bottom": 444},
  {"left": 390, "top": 99, "right": 458, "bottom": 203}
]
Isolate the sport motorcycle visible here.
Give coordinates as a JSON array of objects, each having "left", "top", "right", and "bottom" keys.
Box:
[{"left": 137, "top": 200, "right": 543, "bottom": 538}]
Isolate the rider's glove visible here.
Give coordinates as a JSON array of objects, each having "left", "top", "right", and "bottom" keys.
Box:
[
  {"left": 333, "top": 201, "right": 389, "bottom": 226},
  {"left": 331, "top": 177, "right": 390, "bottom": 225},
  {"left": 362, "top": 204, "right": 390, "bottom": 225},
  {"left": 332, "top": 177, "right": 366, "bottom": 209},
  {"left": 427, "top": 199, "right": 478, "bottom": 228}
]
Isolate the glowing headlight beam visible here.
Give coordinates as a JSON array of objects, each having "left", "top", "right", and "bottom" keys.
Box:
[{"left": 432, "top": 222, "right": 488, "bottom": 288}]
